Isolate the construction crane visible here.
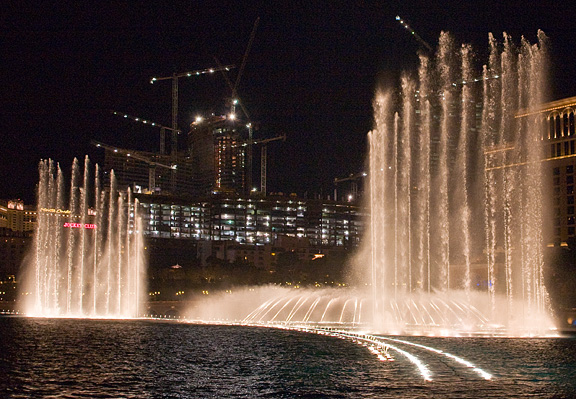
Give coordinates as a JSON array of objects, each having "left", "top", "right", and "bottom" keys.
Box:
[
  {"left": 150, "top": 64, "right": 235, "bottom": 153},
  {"left": 334, "top": 172, "right": 367, "bottom": 201},
  {"left": 395, "top": 15, "right": 500, "bottom": 87},
  {"left": 395, "top": 15, "right": 433, "bottom": 52},
  {"left": 150, "top": 64, "right": 235, "bottom": 189},
  {"left": 110, "top": 111, "right": 181, "bottom": 155},
  {"left": 240, "top": 133, "right": 286, "bottom": 194},
  {"left": 91, "top": 140, "right": 176, "bottom": 194},
  {"left": 215, "top": 17, "right": 260, "bottom": 192}
]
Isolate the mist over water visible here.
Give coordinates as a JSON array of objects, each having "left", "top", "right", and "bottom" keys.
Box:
[{"left": 22, "top": 158, "right": 145, "bottom": 318}]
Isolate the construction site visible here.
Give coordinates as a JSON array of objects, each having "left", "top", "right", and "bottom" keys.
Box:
[{"left": 85, "top": 21, "right": 365, "bottom": 300}]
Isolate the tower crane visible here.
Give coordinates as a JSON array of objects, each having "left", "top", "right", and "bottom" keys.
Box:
[
  {"left": 91, "top": 140, "right": 176, "bottom": 194},
  {"left": 110, "top": 110, "right": 181, "bottom": 155},
  {"left": 395, "top": 15, "right": 500, "bottom": 87},
  {"left": 150, "top": 64, "right": 235, "bottom": 154},
  {"left": 150, "top": 64, "right": 235, "bottom": 189},
  {"left": 240, "top": 133, "right": 286, "bottom": 194},
  {"left": 215, "top": 17, "right": 260, "bottom": 192},
  {"left": 395, "top": 15, "right": 433, "bottom": 52}
]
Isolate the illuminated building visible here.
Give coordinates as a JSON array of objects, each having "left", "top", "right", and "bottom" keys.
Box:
[
  {"left": 136, "top": 193, "right": 364, "bottom": 268},
  {"left": 0, "top": 228, "right": 30, "bottom": 281},
  {"left": 0, "top": 199, "right": 36, "bottom": 232},
  {"left": 102, "top": 149, "right": 196, "bottom": 196},
  {"left": 0, "top": 200, "right": 35, "bottom": 282},
  {"left": 189, "top": 115, "right": 247, "bottom": 196},
  {"left": 514, "top": 96, "right": 576, "bottom": 244},
  {"left": 137, "top": 193, "right": 363, "bottom": 247}
]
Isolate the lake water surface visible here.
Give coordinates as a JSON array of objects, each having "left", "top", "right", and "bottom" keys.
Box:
[{"left": 1, "top": 317, "right": 575, "bottom": 398}]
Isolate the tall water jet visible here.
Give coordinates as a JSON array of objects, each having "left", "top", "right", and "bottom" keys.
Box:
[
  {"left": 366, "top": 31, "right": 555, "bottom": 335},
  {"left": 23, "top": 158, "right": 146, "bottom": 318}
]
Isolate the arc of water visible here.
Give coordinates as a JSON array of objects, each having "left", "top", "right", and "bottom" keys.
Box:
[
  {"left": 270, "top": 296, "right": 298, "bottom": 322},
  {"left": 286, "top": 296, "right": 310, "bottom": 322},
  {"left": 243, "top": 298, "right": 275, "bottom": 321},
  {"left": 320, "top": 298, "right": 336, "bottom": 323},
  {"left": 303, "top": 297, "right": 321, "bottom": 323}
]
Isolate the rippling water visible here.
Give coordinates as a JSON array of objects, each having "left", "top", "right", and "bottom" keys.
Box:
[{"left": 1, "top": 317, "right": 575, "bottom": 398}]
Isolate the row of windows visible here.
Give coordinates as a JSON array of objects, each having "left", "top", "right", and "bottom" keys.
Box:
[
  {"left": 550, "top": 140, "right": 576, "bottom": 158},
  {"left": 547, "top": 112, "right": 576, "bottom": 140},
  {"left": 139, "top": 200, "right": 363, "bottom": 246}
]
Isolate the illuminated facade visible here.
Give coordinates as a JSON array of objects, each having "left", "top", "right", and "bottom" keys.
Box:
[
  {"left": 137, "top": 194, "right": 364, "bottom": 248},
  {"left": 533, "top": 96, "right": 576, "bottom": 244},
  {"left": 189, "top": 115, "right": 247, "bottom": 196},
  {"left": 0, "top": 200, "right": 35, "bottom": 281},
  {"left": 490, "top": 96, "right": 576, "bottom": 244},
  {"left": 0, "top": 199, "right": 36, "bottom": 232}
]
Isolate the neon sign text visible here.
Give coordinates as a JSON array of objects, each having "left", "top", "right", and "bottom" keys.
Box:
[{"left": 63, "top": 223, "right": 97, "bottom": 229}]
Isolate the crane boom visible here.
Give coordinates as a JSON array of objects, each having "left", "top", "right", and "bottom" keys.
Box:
[
  {"left": 149, "top": 65, "right": 235, "bottom": 83},
  {"left": 111, "top": 110, "right": 180, "bottom": 132},
  {"left": 91, "top": 140, "right": 176, "bottom": 170},
  {"left": 92, "top": 140, "right": 176, "bottom": 194},
  {"left": 395, "top": 15, "right": 433, "bottom": 52}
]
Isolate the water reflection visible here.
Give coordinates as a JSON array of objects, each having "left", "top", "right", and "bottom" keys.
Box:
[{"left": 1, "top": 317, "right": 575, "bottom": 398}]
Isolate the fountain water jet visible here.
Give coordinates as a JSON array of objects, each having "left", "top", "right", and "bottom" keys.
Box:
[
  {"left": 22, "top": 158, "right": 145, "bottom": 318},
  {"left": 188, "top": 31, "right": 556, "bottom": 337},
  {"left": 366, "top": 30, "right": 554, "bottom": 335}
]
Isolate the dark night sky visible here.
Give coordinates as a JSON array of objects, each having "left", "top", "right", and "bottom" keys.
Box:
[{"left": 2, "top": 1, "right": 576, "bottom": 203}]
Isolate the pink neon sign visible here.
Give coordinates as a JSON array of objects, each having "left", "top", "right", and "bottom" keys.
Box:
[{"left": 63, "top": 223, "right": 97, "bottom": 229}]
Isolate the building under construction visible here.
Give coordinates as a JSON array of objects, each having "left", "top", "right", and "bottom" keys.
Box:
[
  {"left": 189, "top": 115, "right": 247, "bottom": 196},
  {"left": 97, "top": 111, "right": 256, "bottom": 197}
]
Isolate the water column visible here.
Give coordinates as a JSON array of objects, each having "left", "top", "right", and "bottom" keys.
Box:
[
  {"left": 370, "top": 92, "right": 393, "bottom": 327},
  {"left": 457, "top": 44, "right": 474, "bottom": 296},
  {"left": 481, "top": 33, "right": 501, "bottom": 317},
  {"left": 500, "top": 34, "right": 518, "bottom": 316},
  {"left": 518, "top": 32, "right": 549, "bottom": 318},
  {"left": 116, "top": 190, "right": 125, "bottom": 314},
  {"left": 105, "top": 172, "right": 115, "bottom": 314},
  {"left": 123, "top": 188, "right": 132, "bottom": 315},
  {"left": 25, "top": 159, "right": 145, "bottom": 318},
  {"left": 34, "top": 161, "right": 48, "bottom": 313},
  {"left": 79, "top": 156, "right": 90, "bottom": 313},
  {"left": 400, "top": 75, "right": 415, "bottom": 293},
  {"left": 133, "top": 199, "right": 143, "bottom": 317},
  {"left": 436, "top": 32, "right": 456, "bottom": 291},
  {"left": 66, "top": 158, "right": 80, "bottom": 314},
  {"left": 393, "top": 113, "right": 399, "bottom": 298},
  {"left": 416, "top": 55, "right": 432, "bottom": 293},
  {"left": 93, "top": 164, "right": 101, "bottom": 315}
]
